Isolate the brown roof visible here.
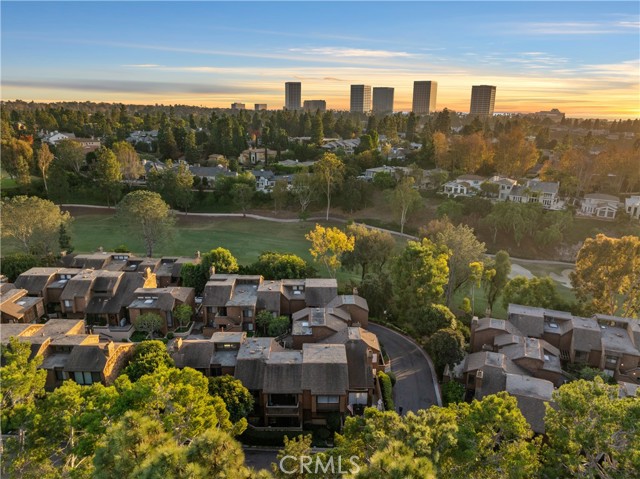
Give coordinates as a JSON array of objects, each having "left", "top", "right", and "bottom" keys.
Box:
[
  {"left": 301, "top": 344, "right": 349, "bottom": 395},
  {"left": 305, "top": 278, "right": 338, "bottom": 307},
  {"left": 172, "top": 340, "right": 216, "bottom": 370},
  {"left": 60, "top": 270, "right": 99, "bottom": 300},
  {"left": 14, "top": 267, "right": 61, "bottom": 294},
  {"left": 263, "top": 351, "right": 303, "bottom": 394},
  {"left": 326, "top": 295, "right": 369, "bottom": 312},
  {"left": 64, "top": 343, "right": 125, "bottom": 372}
]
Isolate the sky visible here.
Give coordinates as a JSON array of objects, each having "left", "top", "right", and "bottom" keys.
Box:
[{"left": 1, "top": 1, "right": 639, "bottom": 118}]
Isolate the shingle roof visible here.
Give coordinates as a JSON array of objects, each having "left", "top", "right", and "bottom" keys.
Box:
[
  {"left": 14, "top": 268, "right": 61, "bottom": 294},
  {"left": 301, "top": 344, "right": 349, "bottom": 395},
  {"left": 327, "top": 295, "right": 369, "bottom": 312},
  {"left": 263, "top": 352, "right": 303, "bottom": 394}
]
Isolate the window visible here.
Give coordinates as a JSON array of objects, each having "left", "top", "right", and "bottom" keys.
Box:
[
  {"left": 317, "top": 395, "right": 340, "bottom": 404},
  {"left": 74, "top": 371, "right": 94, "bottom": 385},
  {"left": 606, "top": 356, "right": 618, "bottom": 365},
  {"left": 54, "top": 369, "right": 68, "bottom": 381},
  {"left": 64, "top": 300, "right": 72, "bottom": 308}
]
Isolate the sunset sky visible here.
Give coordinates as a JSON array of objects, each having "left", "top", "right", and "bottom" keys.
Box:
[{"left": 2, "top": 1, "right": 639, "bottom": 118}]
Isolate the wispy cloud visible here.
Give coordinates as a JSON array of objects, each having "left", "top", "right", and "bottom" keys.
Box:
[
  {"left": 289, "top": 47, "right": 417, "bottom": 58},
  {"left": 122, "top": 64, "right": 162, "bottom": 68},
  {"left": 502, "top": 20, "right": 640, "bottom": 35}
]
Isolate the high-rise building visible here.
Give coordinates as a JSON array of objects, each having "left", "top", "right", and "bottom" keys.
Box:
[
  {"left": 372, "top": 87, "right": 394, "bottom": 114},
  {"left": 350, "top": 85, "right": 372, "bottom": 113},
  {"left": 303, "top": 100, "right": 327, "bottom": 113},
  {"left": 412, "top": 81, "right": 437, "bottom": 114},
  {"left": 231, "top": 103, "right": 246, "bottom": 110},
  {"left": 469, "top": 85, "right": 497, "bottom": 117},
  {"left": 285, "top": 82, "right": 302, "bottom": 110},
  {"left": 255, "top": 104, "right": 268, "bottom": 111}
]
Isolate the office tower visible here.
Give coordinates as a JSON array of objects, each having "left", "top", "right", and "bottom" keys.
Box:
[
  {"left": 372, "top": 87, "right": 394, "bottom": 114},
  {"left": 303, "top": 100, "right": 327, "bottom": 113},
  {"left": 254, "top": 104, "right": 268, "bottom": 111},
  {"left": 285, "top": 82, "right": 302, "bottom": 110},
  {"left": 412, "top": 81, "right": 437, "bottom": 114},
  {"left": 469, "top": 85, "right": 497, "bottom": 117},
  {"left": 350, "top": 85, "right": 372, "bottom": 113},
  {"left": 231, "top": 103, "right": 246, "bottom": 110}
]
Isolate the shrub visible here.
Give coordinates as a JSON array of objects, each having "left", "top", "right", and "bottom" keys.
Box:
[
  {"left": 377, "top": 371, "right": 395, "bottom": 411},
  {"left": 442, "top": 381, "right": 465, "bottom": 405},
  {"left": 387, "top": 371, "right": 397, "bottom": 386}
]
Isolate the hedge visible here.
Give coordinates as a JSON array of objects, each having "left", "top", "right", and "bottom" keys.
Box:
[{"left": 377, "top": 371, "right": 395, "bottom": 411}]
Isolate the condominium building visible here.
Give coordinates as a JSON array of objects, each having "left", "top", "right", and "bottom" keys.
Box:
[
  {"left": 231, "top": 103, "right": 246, "bottom": 110},
  {"left": 412, "top": 81, "right": 437, "bottom": 114},
  {"left": 255, "top": 104, "right": 268, "bottom": 111},
  {"left": 285, "top": 82, "right": 302, "bottom": 111},
  {"left": 303, "top": 100, "right": 327, "bottom": 113},
  {"left": 350, "top": 85, "right": 372, "bottom": 113},
  {"left": 469, "top": 85, "right": 497, "bottom": 117},
  {"left": 372, "top": 87, "right": 394, "bottom": 114}
]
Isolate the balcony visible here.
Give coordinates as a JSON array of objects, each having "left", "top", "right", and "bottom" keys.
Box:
[{"left": 266, "top": 404, "right": 301, "bottom": 416}]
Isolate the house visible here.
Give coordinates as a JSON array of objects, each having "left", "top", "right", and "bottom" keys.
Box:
[
  {"left": 43, "top": 131, "right": 75, "bottom": 145},
  {"left": 291, "top": 307, "right": 352, "bottom": 349},
  {"left": 127, "top": 286, "right": 196, "bottom": 336},
  {"left": 171, "top": 332, "right": 247, "bottom": 377},
  {"left": 625, "top": 196, "right": 640, "bottom": 220},
  {"left": 0, "top": 318, "right": 132, "bottom": 390},
  {"left": 443, "top": 174, "right": 486, "bottom": 197},
  {"left": 240, "top": 148, "right": 278, "bottom": 166},
  {"left": 507, "top": 179, "right": 560, "bottom": 209},
  {"left": 73, "top": 138, "right": 101, "bottom": 152},
  {"left": 14, "top": 267, "right": 67, "bottom": 304},
  {"left": 127, "top": 130, "right": 158, "bottom": 147},
  {"left": 0, "top": 286, "right": 46, "bottom": 323},
  {"left": 252, "top": 169, "right": 276, "bottom": 192},
  {"left": 155, "top": 256, "right": 201, "bottom": 287},
  {"left": 580, "top": 193, "right": 619, "bottom": 219},
  {"left": 189, "top": 165, "right": 237, "bottom": 185},
  {"left": 321, "top": 139, "right": 360, "bottom": 155},
  {"left": 276, "top": 159, "right": 317, "bottom": 169},
  {"left": 485, "top": 176, "right": 517, "bottom": 200}
]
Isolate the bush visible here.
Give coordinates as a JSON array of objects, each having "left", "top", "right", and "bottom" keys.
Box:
[
  {"left": 387, "top": 371, "right": 397, "bottom": 386},
  {"left": 442, "top": 381, "right": 465, "bottom": 405},
  {"left": 166, "top": 332, "right": 175, "bottom": 340},
  {"left": 377, "top": 371, "right": 395, "bottom": 411}
]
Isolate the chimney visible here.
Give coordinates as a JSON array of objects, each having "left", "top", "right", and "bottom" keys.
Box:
[
  {"left": 196, "top": 251, "right": 201, "bottom": 259},
  {"left": 474, "top": 369, "right": 484, "bottom": 391},
  {"left": 352, "top": 287, "right": 358, "bottom": 296},
  {"left": 471, "top": 316, "right": 479, "bottom": 332},
  {"left": 210, "top": 265, "right": 216, "bottom": 277},
  {"left": 98, "top": 246, "right": 104, "bottom": 253},
  {"left": 104, "top": 341, "right": 115, "bottom": 357}
]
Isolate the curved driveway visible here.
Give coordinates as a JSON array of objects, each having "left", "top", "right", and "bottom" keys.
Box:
[{"left": 368, "top": 323, "right": 442, "bottom": 412}]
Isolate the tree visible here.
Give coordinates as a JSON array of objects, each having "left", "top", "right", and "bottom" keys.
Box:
[
  {"left": 291, "top": 172, "right": 316, "bottom": 217},
  {"left": 268, "top": 316, "right": 290, "bottom": 336},
  {"left": 112, "top": 140, "right": 143, "bottom": 185},
  {"left": 208, "top": 375, "right": 255, "bottom": 423},
  {"left": 493, "top": 127, "right": 538, "bottom": 177},
  {"left": 1, "top": 195, "right": 71, "bottom": 255},
  {"left": 441, "top": 381, "right": 465, "bottom": 406},
  {"left": 55, "top": 138, "right": 86, "bottom": 174},
  {"left": 391, "top": 238, "right": 449, "bottom": 323},
  {"left": 0, "top": 338, "right": 46, "bottom": 440},
  {"left": 571, "top": 234, "right": 640, "bottom": 317},
  {"left": 305, "top": 224, "right": 355, "bottom": 277},
  {"left": 133, "top": 312, "right": 165, "bottom": 339},
  {"left": 314, "top": 152, "right": 345, "bottom": 220},
  {"left": 184, "top": 129, "right": 199, "bottom": 163},
  {"left": 248, "top": 251, "right": 313, "bottom": 279},
  {"left": 432, "top": 131, "right": 449, "bottom": 169},
  {"left": 413, "top": 303, "right": 457, "bottom": 338},
  {"left": 182, "top": 247, "right": 240, "bottom": 294},
  {"left": 311, "top": 113, "right": 324, "bottom": 145},
  {"left": 116, "top": 190, "right": 175, "bottom": 257},
  {"left": 174, "top": 304, "right": 193, "bottom": 329},
  {"left": 123, "top": 340, "right": 175, "bottom": 381},
  {"left": 359, "top": 272, "right": 394, "bottom": 319},
  {"left": 174, "top": 161, "right": 195, "bottom": 213},
  {"left": 502, "top": 276, "right": 562, "bottom": 310},
  {"left": 36, "top": 143, "right": 54, "bottom": 193},
  {"left": 483, "top": 250, "right": 511, "bottom": 314},
  {"left": 427, "top": 219, "right": 487, "bottom": 307},
  {"left": 232, "top": 183, "right": 254, "bottom": 214},
  {"left": 387, "top": 176, "right": 422, "bottom": 234},
  {"left": 93, "top": 146, "right": 122, "bottom": 206},
  {"left": 272, "top": 178, "right": 289, "bottom": 213},
  {"left": 426, "top": 328, "right": 465, "bottom": 377},
  {"left": 158, "top": 117, "right": 179, "bottom": 160},
  {"left": 1, "top": 137, "right": 33, "bottom": 185},
  {"left": 341, "top": 223, "right": 396, "bottom": 280},
  {"left": 58, "top": 222, "right": 74, "bottom": 253},
  {"left": 0, "top": 252, "right": 57, "bottom": 282},
  {"left": 543, "top": 377, "right": 640, "bottom": 478},
  {"left": 48, "top": 162, "right": 71, "bottom": 204}
]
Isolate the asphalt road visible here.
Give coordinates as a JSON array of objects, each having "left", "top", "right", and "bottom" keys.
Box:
[{"left": 368, "top": 323, "right": 441, "bottom": 412}]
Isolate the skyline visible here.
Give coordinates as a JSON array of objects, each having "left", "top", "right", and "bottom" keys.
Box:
[{"left": 1, "top": 1, "right": 639, "bottom": 119}]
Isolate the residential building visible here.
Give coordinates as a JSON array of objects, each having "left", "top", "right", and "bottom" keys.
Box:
[
  {"left": 469, "top": 85, "right": 497, "bottom": 117},
  {"left": 507, "top": 179, "right": 560, "bottom": 209},
  {"left": 350, "top": 85, "right": 372, "bottom": 114},
  {"left": 42, "top": 131, "right": 75, "bottom": 145},
  {"left": 0, "top": 286, "right": 45, "bottom": 323},
  {"left": 535, "top": 108, "right": 565, "bottom": 122},
  {"left": 303, "top": 100, "right": 327, "bottom": 113},
  {"left": 580, "top": 193, "right": 620, "bottom": 219},
  {"left": 321, "top": 138, "right": 360, "bottom": 155},
  {"left": 625, "top": 196, "right": 640, "bottom": 220},
  {"left": 73, "top": 138, "right": 101, "bottom": 152},
  {"left": 128, "top": 286, "right": 195, "bottom": 335},
  {"left": 412, "top": 81, "right": 437, "bottom": 114},
  {"left": 442, "top": 174, "right": 486, "bottom": 197},
  {"left": 0, "top": 319, "right": 132, "bottom": 390},
  {"left": 239, "top": 148, "right": 278, "bottom": 165},
  {"left": 285, "top": 82, "right": 302, "bottom": 111},
  {"left": 372, "top": 87, "right": 394, "bottom": 114},
  {"left": 189, "top": 165, "right": 237, "bottom": 185},
  {"left": 231, "top": 103, "right": 246, "bottom": 110},
  {"left": 127, "top": 130, "right": 158, "bottom": 147},
  {"left": 255, "top": 104, "right": 268, "bottom": 111}
]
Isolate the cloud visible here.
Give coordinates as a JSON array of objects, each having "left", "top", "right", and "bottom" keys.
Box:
[
  {"left": 122, "top": 64, "right": 163, "bottom": 68},
  {"left": 2, "top": 78, "right": 273, "bottom": 95},
  {"left": 507, "top": 20, "right": 640, "bottom": 35},
  {"left": 289, "top": 47, "right": 417, "bottom": 58}
]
